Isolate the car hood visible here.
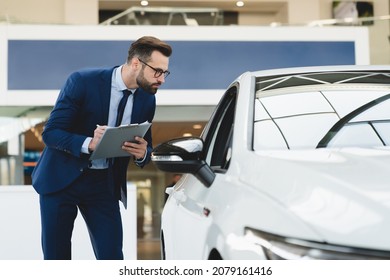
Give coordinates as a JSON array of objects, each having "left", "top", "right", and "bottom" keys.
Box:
[{"left": 247, "top": 147, "right": 390, "bottom": 251}]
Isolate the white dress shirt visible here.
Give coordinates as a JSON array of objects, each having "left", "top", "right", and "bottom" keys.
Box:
[{"left": 82, "top": 65, "right": 136, "bottom": 169}]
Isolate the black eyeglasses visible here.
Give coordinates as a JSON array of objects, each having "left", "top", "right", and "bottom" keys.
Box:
[{"left": 138, "top": 58, "right": 170, "bottom": 78}]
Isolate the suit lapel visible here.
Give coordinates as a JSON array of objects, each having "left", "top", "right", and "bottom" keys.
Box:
[{"left": 98, "top": 67, "right": 116, "bottom": 125}]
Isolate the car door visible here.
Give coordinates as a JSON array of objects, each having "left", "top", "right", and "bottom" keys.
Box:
[{"left": 164, "top": 86, "right": 237, "bottom": 259}]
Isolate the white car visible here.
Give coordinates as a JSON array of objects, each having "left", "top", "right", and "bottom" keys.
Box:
[{"left": 151, "top": 65, "right": 390, "bottom": 260}]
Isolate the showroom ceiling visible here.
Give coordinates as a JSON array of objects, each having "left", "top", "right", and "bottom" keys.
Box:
[{"left": 99, "top": 0, "right": 286, "bottom": 13}]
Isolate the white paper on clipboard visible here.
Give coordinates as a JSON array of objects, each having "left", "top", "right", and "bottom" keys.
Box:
[{"left": 90, "top": 121, "right": 151, "bottom": 160}]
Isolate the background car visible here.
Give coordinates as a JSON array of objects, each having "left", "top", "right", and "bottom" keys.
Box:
[{"left": 151, "top": 65, "right": 390, "bottom": 260}]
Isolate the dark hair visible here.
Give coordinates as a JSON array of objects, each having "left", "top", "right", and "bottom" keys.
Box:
[{"left": 127, "top": 36, "right": 172, "bottom": 63}]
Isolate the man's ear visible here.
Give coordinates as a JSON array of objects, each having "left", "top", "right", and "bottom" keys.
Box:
[{"left": 131, "top": 57, "right": 141, "bottom": 69}]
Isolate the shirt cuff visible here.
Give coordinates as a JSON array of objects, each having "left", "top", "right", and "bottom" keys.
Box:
[
  {"left": 134, "top": 151, "right": 147, "bottom": 164},
  {"left": 81, "top": 137, "right": 93, "bottom": 154}
]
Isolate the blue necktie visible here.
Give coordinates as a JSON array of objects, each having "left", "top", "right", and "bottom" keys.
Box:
[{"left": 115, "top": 89, "right": 132, "bottom": 127}]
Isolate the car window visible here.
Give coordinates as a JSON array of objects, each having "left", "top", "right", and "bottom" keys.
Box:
[
  {"left": 254, "top": 89, "right": 390, "bottom": 150},
  {"left": 204, "top": 87, "right": 236, "bottom": 171},
  {"left": 326, "top": 123, "right": 385, "bottom": 147},
  {"left": 373, "top": 122, "right": 390, "bottom": 145},
  {"left": 326, "top": 96, "right": 390, "bottom": 148}
]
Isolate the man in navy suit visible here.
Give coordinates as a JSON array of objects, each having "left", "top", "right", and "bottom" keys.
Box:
[{"left": 31, "top": 36, "right": 172, "bottom": 260}]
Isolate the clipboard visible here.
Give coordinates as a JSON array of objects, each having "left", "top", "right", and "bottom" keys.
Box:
[{"left": 90, "top": 121, "right": 151, "bottom": 160}]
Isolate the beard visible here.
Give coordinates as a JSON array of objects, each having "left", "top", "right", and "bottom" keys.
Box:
[{"left": 136, "top": 70, "right": 161, "bottom": 94}]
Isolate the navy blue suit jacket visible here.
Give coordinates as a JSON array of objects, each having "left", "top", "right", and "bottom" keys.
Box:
[{"left": 32, "top": 66, "right": 155, "bottom": 207}]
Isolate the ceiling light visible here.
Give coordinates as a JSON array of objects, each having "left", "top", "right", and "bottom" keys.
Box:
[
  {"left": 193, "top": 124, "right": 202, "bottom": 130},
  {"left": 140, "top": 0, "right": 149, "bottom": 7},
  {"left": 236, "top": 1, "right": 245, "bottom": 7},
  {"left": 183, "top": 133, "right": 192, "bottom": 137},
  {"left": 270, "top": 22, "right": 281, "bottom": 27}
]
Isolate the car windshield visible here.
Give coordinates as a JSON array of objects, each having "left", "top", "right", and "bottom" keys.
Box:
[{"left": 253, "top": 71, "right": 390, "bottom": 150}]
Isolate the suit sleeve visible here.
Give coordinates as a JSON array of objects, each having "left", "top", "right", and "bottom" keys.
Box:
[{"left": 42, "top": 72, "right": 90, "bottom": 158}]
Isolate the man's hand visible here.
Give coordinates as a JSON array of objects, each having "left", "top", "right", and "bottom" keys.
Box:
[
  {"left": 88, "top": 125, "right": 107, "bottom": 152},
  {"left": 122, "top": 136, "right": 147, "bottom": 160}
]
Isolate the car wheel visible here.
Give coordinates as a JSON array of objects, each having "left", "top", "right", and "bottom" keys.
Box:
[
  {"left": 160, "top": 230, "right": 166, "bottom": 260},
  {"left": 208, "top": 249, "right": 223, "bottom": 260}
]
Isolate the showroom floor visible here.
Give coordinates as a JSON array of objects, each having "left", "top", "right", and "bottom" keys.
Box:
[{"left": 137, "top": 239, "right": 161, "bottom": 260}]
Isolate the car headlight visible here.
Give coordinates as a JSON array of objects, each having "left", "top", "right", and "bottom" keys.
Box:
[{"left": 245, "top": 227, "right": 390, "bottom": 260}]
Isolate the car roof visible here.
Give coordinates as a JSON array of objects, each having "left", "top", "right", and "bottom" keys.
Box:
[
  {"left": 250, "top": 65, "right": 390, "bottom": 93},
  {"left": 252, "top": 65, "right": 390, "bottom": 77}
]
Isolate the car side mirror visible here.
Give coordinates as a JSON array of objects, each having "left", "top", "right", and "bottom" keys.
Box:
[{"left": 151, "top": 137, "right": 215, "bottom": 187}]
